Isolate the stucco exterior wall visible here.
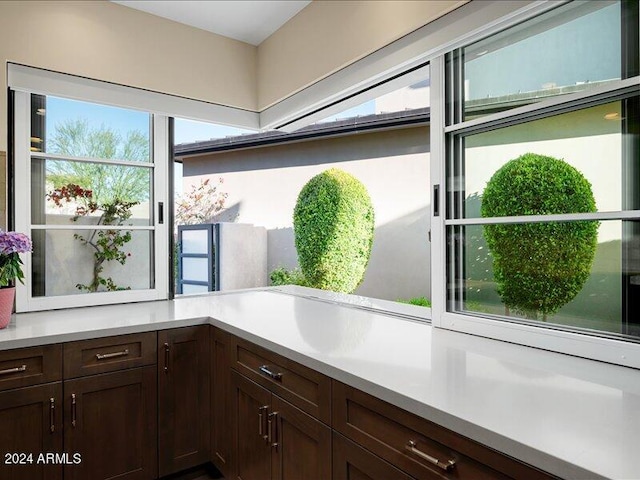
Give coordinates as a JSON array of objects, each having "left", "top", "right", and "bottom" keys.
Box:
[{"left": 182, "top": 126, "right": 431, "bottom": 302}]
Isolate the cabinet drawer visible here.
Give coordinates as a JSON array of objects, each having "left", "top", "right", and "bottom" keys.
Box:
[
  {"left": 64, "top": 332, "right": 156, "bottom": 378},
  {"left": 232, "top": 336, "right": 331, "bottom": 424},
  {"left": 333, "top": 431, "right": 413, "bottom": 480},
  {"left": 0, "top": 344, "right": 62, "bottom": 391},
  {"left": 333, "top": 382, "right": 555, "bottom": 480}
]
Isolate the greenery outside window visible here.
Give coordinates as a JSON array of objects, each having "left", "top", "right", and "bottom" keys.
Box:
[
  {"left": 13, "top": 91, "right": 170, "bottom": 312},
  {"left": 437, "top": 0, "right": 640, "bottom": 366}
]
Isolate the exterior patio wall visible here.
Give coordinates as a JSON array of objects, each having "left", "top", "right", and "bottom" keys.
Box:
[
  {"left": 40, "top": 212, "right": 152, "bottom": 297},
  {"left": 182, "top": 126, "right": 432, "bottom": 302}
]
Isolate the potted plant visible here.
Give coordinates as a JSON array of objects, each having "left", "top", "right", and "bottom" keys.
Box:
[{"left": 0, "top": 230, "right": 32, "bottom": 328}]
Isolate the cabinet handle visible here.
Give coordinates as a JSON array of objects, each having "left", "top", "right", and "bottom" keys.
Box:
[
  {"left": 71, "top": 394, "right": 77, "bottom": 428},
  {"left": 95, "top": 348, "right": 129, "bottom": 360},
  {"left": 268, "top": 411, "right": 278, "bottom": 449},
  {"left": 406, "top": 440, "right": 455, "bottom": 472},
  {"left": 258, "top": 405, "right": 268, "bottom": 439},
  {"left": 0, "top": 364, "right": 26, "bottom": 375},
  {"left": 259, "top": 365, "right": 282, "bottom": 381},
  {"left": 49, "top": 397, "right": 55, "bottom": 433},
  {"left": 164, "top": 343, "right": 170, "bottom": 373}
]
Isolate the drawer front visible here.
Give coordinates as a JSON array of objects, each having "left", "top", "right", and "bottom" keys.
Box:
[
  {"left": 0, "top": 344, "right": 62, "bottom": 391},
  {"left": 333, "top": 431, "right": 413, "bottom": 480},
  {"left": 333, "top": 382, "right": 555, "bottom": 480},
  {"left": 232, "top": 336, "right": 331, "bottom": 424},
  {"left": 64, "top": 332, "right": 156, "bottom": 378}
]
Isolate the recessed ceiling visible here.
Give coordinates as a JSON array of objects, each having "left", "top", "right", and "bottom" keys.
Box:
[{"left": 112, "top": 1, "right": 311, "bottom": 46}]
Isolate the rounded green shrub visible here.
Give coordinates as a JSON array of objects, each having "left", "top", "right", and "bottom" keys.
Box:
[
  {"left": 481, "top": 153, "right": 598, "bottom": 318},
  {"left": 293, "top": 168, "right": 374, "bottom": 293}
]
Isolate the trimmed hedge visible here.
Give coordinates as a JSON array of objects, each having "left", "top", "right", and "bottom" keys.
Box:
[
  {"left": 481, "top": 153, "right": 598, "bottom": 318},
  {"left": 293, "top": 169, "right": 374, "bottom": 293},
  {"left": 269, "top": 267, "right": 307, "bottom": 287}
]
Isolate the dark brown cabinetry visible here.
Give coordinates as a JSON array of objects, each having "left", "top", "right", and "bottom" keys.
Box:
[
  {"left": 210, "top": 326, "right": 233, "bottom": 478},
  {"left": 158, "top": 326, "right": 210, "bottom": 476},
  {"left": 231, "top": 371, "right": 271, "bottom": 480},
  {"left": 63, "top": 367, "right": 157, "bottom": 480},
  {"left": 230, "top": 370, "right": 331, "bottom": 480},
  {"left": 228, "top": 332, "right": 333, "bottom": 480},
  {"left": 0, "top": 344, "right": 63, "bottom": 480},
  {"left": 1, "top": 324, "right": 559, "bottom": 480},
  {"left": 232, "top": 336, "right": 331, "bottom": 423},
  {"left": 62, "top": 333, "right": 158, "bottom": 480},
  {"left": 0, "top": 383, "right": 63, "bottom": 480},
  {"left": 333, "top": 432, "right": 412, "bottom": 480},
  {"left": 333, "top": 381, "right": 556, "bottom": 480},
  {"left": 270, "top": 394, "right": 331, "bottom": 480}
]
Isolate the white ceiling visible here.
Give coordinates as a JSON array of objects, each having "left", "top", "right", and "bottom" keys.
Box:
[{"left": 112, "top": 1, "right": 311, "bottom": 46}]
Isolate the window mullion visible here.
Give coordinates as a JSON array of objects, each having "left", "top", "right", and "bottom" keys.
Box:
[
  {"left": 444, "top": 76, "right": 640, "bottom": 136},
  {"left": 30, "top": 151, "right": 155, "bottom": 169},
  {"left": 14, "top": 91, "right": 32, "bottom": 312},
  {"left": 430, "top": 55, "right": 446, "bottom": 327}
]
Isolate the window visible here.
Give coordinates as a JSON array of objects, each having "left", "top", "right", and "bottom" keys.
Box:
[
  {"left": 14, "top": 91, "right": 169, "bottom": 311},
  {"left": 462, "top": 2, "right": 622, "bottom": 120},
  {"left": 174, "top": 68, "right": 432, "bottom": 312},
  {"left": 437, "top": 0, "right": 640, "bottom": 366}
]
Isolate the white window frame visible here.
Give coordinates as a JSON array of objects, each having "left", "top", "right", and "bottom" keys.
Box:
[
  {"left": 430, "top": 1, "right": 640, "bottom": 369},
  {"left": 9, "top": 63, "right": 261, "bottom": 312},
  {"left": 13, "top": 90, "right": 169, "bottom": 312}
]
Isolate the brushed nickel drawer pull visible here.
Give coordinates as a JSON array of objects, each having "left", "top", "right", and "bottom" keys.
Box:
[
  {"left": 406, "top": 440, "right": 456, "bottom": 472},
  {"left": 259, "top": 365, "right": 282, "bottom": 381},
  {"left": 258, "top": 405, "right": 268, "bottom": 439},
  {"left": 0, "top": 364, "right": 26, "bottom": 375},
  {"left": 96, "top": 349, "right": 129, "bottom": 360},
  {"left": 268, "top": 411, "right": 279, "bottom": 449},
  {"left": 71, "top": 394, "right": 77, "bottom": 428},
  {"left": 49, "top": 397, "right": 55, "bottom": 433},
  {"left": 164, "top": 343, "right": 170, "bottom": 373}
]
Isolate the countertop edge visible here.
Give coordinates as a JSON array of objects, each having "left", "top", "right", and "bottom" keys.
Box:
[
  {"left": 0, "top": 296, "right": 610, "bottom": 480},
  {"left": 208, "top": 316, "right": 604, "bottom": 480}
]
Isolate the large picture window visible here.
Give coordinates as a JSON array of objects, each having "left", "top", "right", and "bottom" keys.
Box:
[
  {"left": 13, "top": 90, "right": 169, "bottom": 311},
  {"left": 438, "top": 0, "right": 640, "bottom": 365}
]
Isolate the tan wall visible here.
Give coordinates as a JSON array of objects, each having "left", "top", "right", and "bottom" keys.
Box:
[
  {"left": 182, "top": 126, "right": 431, "bottom": 302},
  {"left": 257, "top": 0, "right": 465, "bottom": 109},
  {"left": 0, "top": 151, "right": 6, "bottom": 230},
  {"left": 0, "top": 0, "right": 257, "bottom": 152}
]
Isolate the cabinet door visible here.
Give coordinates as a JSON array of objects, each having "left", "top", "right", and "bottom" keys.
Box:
[
  {"left": 0, "top": 383, "right": 63, "bottom": 480},
  {"left": 333, "top": 432, "right": 413, "bottom": 480},
  {"left": 271, "top": 395, "right": 331, "bottom": 480},
  {"left": 231, "top": 371, "right": 271, "bottom": 480},
  {"left": 158, "top": 326, "right": 210, "bottom": 476},
  {"left": 211, "top": 327, "right": 233, "bottom": 477},
  {"left": 63, "top": 366, "right": 157, "bottom": 480}
]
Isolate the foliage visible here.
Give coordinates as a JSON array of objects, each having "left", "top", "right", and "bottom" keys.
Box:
[
  {"left": 397, "top": 297, "right": 431, "bottom": 307},
  {"left": 481, "top": 153, "right": 599, "bottom": 319},
  {"left": 48, "top": 184, "right": 138, "bottom": 293},
  {"left": 269, "top": 267, "right": 308, "bottom": 287},
  {"left": 293, "top": 168, "right": 374, "bottom": 294},
  {"left": 175, "top": 178, "right": 228, "bottom": 227},
  {"left": 48, "top": 119, "right": 149, "bottom": 204},
  {"left": 0, "top": 231, "right": 32, "bottom": 287}
]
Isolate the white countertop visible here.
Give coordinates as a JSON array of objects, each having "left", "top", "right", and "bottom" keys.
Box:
[{"left": 2, "top": 287, "right": 639, "bottom": 480}]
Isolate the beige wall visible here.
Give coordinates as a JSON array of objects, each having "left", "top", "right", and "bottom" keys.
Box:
[
  {"left": 0, "top": 0, "right": 257, "bottom": 152},
  {"left": 0, "top": 151, "right": 5, "bottom": 230},
  {"left": 182, "top": 126, "right": 431, "bottom": 302},
  {"left": 257, "top": 0, "right": 465, "bottom": 109}
]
